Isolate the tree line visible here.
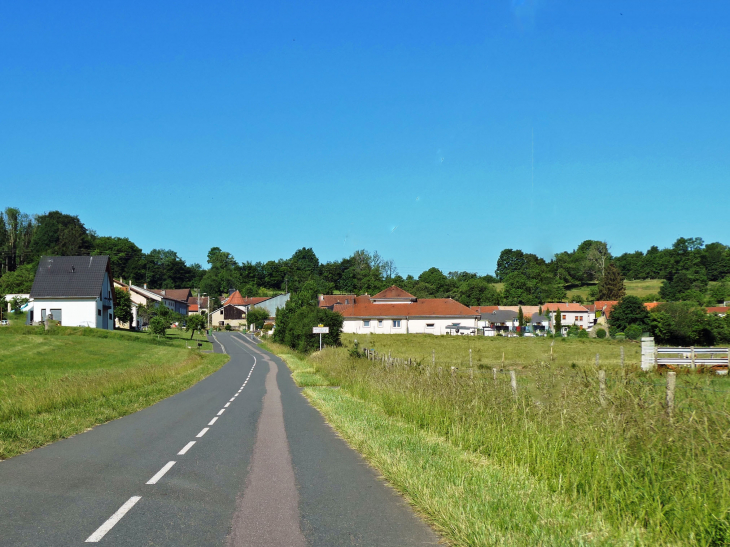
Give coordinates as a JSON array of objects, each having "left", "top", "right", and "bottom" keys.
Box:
[{"left": 1, "top": 207, "right": 729, "bottom": 311}]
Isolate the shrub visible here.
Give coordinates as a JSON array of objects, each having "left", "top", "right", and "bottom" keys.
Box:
[
  {"left": 566, "top": 324, "right": 580, "bottom": 337},
  {"left": 577, "top": 329, "right": 589, "bottom": 339},
  {"left": 149, "top": 315, "right": 169, "bottom": 336},
  {"left": 224, "top": 324, "right": 232, "bottom": 331},
  {"left": 624, "top": 324, "right": 643, "bottom": 340},
  {"left": 595, "top": 328, "right": 607, "bottom": 339}
]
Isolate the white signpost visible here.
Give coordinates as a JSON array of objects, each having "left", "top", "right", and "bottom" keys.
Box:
[{"left": 313, "top": 325, "right": 329, "bottom": 351}]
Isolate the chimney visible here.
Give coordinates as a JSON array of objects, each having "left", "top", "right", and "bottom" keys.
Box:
[
  {"left": 162, "top": 290, "right": 166, "bottom": 296},
  {"left": 144, "top": 283, "right": 147, "bottom": 289}
]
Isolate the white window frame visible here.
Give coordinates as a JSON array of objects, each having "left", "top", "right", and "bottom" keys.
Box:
[
  {"left": 426, "top": 323, "right": 435, "bottom": 328},
  {"left": 377, "top": 320, "right": 383, "bottom": 328},
  {"left": 393, "top": 320, "right": 401, "bottom": 328},
  {"left": 363, "top": 320, "right": 370, "bottom": 327}
]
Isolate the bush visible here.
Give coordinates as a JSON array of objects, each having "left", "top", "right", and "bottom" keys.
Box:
[
  {"left": 577, "top": 329, "right": 589, "bottom": 339},
  {"left": 149, "top": 315, "right": 169, "bottom": 336},
  {"left": 595, "top": 328, "right": 607, "bottom": 339},
  {"left": 625, "top": 324, "right": 642, "bottom": 340},
  {"left": 566, "top": 324, "right": 580, "bottom": 337},
  {"left": 224, "top": 324, "right": 232, "bottom": 331}
]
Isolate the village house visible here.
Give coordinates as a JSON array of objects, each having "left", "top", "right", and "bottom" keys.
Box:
[
  {"left": 542, "top": 303, "right": 592, "bottom": 334},
  {"left": 30, "top": 256, "right": 115, "bottom": 329},
  {"left": 324, "top": 286, "right": 479, "bottom": 335},
  {"left": 113, "top": 281, "right": 190, "bottom": 329},
  {"left": 209, "top": 291, "right": 270, "bottom": 329},
  {"left": 187, "top": 295, "right": 209, "bottom": 315}
]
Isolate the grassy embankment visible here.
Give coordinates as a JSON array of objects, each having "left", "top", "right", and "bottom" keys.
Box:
[
  {"left": 265, "top": 334, "right": 730, "bottom": 546},
  {"left": 0, "top": 326, "right": 228, "bottom": 459}
]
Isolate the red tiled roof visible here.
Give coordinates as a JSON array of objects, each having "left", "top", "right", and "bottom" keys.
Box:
[
  {"left": 223, "top": 290, "right": 271, "bottom": 307},
  {"left": 470, "top": 305, "right": 499, "bottom": 314},
  {"left": 334, "top": 296, "right": 478, "bottom": 318},
  {"left": 189, "top": 304, "right": 199, "bottom": 312},
  {"left": 187, "top": 296, "right": 209, "bottom": 309},
  {"left": 707, "top": 307, "right": 729, "bottom": 314},
  {"left": 319, "top": 295, "right": 356, "bottom": 308},
  {"left": 149, "top": 288, "right": 191, "bottom": 303},
  {"left": 371, "top": 286, "right": 416, "bottom": 300},
  {"left": 644, "top": 302, "right": 662, "bottom": 311},
  {"left": 541, "top": 303, "right": 590, "bottom": 312},
  {"left": 593, "top": 300, "right": 618, "bottom": 317}
]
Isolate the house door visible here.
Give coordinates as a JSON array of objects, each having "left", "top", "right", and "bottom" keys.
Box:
[{"left": 102, "top": 308, "right": 109, "bottom": 329}]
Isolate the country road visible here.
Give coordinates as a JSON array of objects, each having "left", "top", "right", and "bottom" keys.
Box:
[{"left": 0, "top": 332, "right": 439, "bottom": 546}]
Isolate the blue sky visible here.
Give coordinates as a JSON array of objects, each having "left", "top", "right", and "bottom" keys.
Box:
[{"left": 2, "top": 1, "right": 728, "bottom": 277}]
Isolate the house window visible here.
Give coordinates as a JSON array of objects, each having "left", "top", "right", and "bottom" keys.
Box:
[
  {"left": 41, "top": 309, "right": 47, "bottom": 321},
  {"left": 393, "top": 320, "right": 401, "bottom": 328},
  {"left": 562, "top": 314, "right": 566, "bottom": 320},
  {"left": 363, "top": 320, "right": 370, "bottom": 327},
  {"left": 426, "top": 323, "right": 435, "bottom": 328},
  {"left": 98, "top": 309, "right": 102, "bottom": 317},
  {"left": 378, "top": 320, "right": 383, "bottom": 327}
]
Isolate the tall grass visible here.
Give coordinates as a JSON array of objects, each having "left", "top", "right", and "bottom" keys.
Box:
[{"left": 307, "top": 336, "right": 730, "bottom": 545}]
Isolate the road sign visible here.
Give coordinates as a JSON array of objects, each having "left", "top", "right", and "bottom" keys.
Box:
[{"left": 312, "top": 326, "right": 329, "bottom": 334}]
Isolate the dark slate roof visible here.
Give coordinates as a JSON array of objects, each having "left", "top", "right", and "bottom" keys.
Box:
[
  {"left": 31, "top": 256, "right": 111, "bottom": 298},
  {"left": 482, "top": 310, "right": 519, "bottom": 323}
]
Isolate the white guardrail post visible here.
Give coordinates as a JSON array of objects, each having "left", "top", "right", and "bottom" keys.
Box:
[{"left": 641, "top": 337, "right": 656, "bottom": 371}]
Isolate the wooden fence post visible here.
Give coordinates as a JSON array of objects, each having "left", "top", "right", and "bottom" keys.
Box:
[
  {"left": 451, "top": 366, "right": 457, "bottom": 379},
  {"left": 690, "top": 347, "right": 696, "bottom": 369},
  {"left": 493, "top": 367, "right": 497, "bottom": 382},
  {"left": 666, "top": 371, "right": 676, "bottom": 418},
  {"left": 598, "top": 370, "right": 606, "bottom": 407},
  {"left": 620, "top": 346, "right": 624, "bottom": 368},
  {"left": 432, "top": 349, "right": 435, "bottom": 368},
  {"left": 469, "top": 348, "right": 472, "bottom": 368},
  {"left": 469, "top": 368, "right": 474, "bottom": 380},
  {"left": 509, "top": 370, "right": 518, "bottom": 400},
  {"left": 595, "top": 353, "right": 600, "bottom": 368},
  {"left": 502, "top": 352, "right": 505, "bottom": 367}
]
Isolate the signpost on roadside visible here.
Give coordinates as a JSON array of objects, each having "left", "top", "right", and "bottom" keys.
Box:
[{"left": 313, "top": 324, "right": 329, "bottom": 351}]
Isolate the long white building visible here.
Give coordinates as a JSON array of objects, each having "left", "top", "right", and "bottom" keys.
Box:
[{"left": 321, "top": 286, "right": 479, "bottom": 335}]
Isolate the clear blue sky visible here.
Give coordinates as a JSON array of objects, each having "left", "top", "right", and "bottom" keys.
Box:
[{"left": 2, "top": 1, "right": 728, "bottom": 277}]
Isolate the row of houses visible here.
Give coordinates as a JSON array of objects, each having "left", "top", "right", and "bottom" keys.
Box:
[
  {"left": 9, "top": 257, "right": 729, "bottom": 333},
  {"left": 7, "top": 256, "right": 289, "bottom": 331},
  {"left": 317, "top": 287, "right": 691, "bottom": 336}
]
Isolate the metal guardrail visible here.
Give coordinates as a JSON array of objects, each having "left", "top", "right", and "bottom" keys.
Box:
[{"left": 655, "top": 346, "right": 729, "bottom": 370}]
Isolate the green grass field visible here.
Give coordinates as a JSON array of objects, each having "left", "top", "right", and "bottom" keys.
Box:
[
  {"left": 269, "top": 335, "right": 730, "bottom": 546},
  {"left": 0, "top": 326, "right": 228, "bottom": 459},
  {"left": 567, "top": 279, "right": 664, "bottom": 301}
]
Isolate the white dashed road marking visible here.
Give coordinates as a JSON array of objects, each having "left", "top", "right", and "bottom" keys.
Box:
[
  {"left": 208, "top": 417, "right": 218, "bottom": 426},
  {"left": 85, "top": 496, "right": 141, "bottom": 543},
  {"left": 217, "top": 409, "right": 225, "bottom": 416},
  {"left": 196, "top": 428, "right": 209, "bottom": 438},
  {"left": 146, "top": 461, "right": 176, "bottom": 485},
  {"left": 178, "top": 442, "right": 196, "bottom": 455}
]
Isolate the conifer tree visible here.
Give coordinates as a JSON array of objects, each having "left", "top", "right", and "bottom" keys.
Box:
[{"left": 598, "top": 263, "right": 626, "bottom": 301}]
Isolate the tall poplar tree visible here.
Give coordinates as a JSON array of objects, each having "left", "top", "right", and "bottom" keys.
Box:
[{"left": 597, "top": 263, "right": 626, "bottom": 301}]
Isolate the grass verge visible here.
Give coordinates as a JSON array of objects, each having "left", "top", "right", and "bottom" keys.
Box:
[
  {"left": 265, "top": 337, "right": 730, "bottom": 546},
  {"left": 0, "top": 327, "right": 228, "bottom": 459}
]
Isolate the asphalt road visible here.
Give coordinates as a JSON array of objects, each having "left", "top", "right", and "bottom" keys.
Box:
[{"left": 0, "top": 332, "right": 439, "bottom": 546}]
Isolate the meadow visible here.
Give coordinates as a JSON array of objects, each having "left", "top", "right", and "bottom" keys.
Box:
[
  {"left": 0, "top": 326, "right": 227, "bottom": 459},
  {"left": 267, "top": 334, "right": 730, "bottom": 546}
]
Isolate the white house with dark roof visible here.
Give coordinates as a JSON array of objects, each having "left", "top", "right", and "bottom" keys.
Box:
[{"left": 30, "top": 256, "right": 115, "bottom": 329}]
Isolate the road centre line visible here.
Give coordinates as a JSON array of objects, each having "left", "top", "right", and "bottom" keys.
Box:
[
  {"left": 85, "top": 496, "right": 142, "bottom": 543},
  {"left": 178, "top": 441, "right": 196, "bottom": 455},
  {"left": 224, "top": 403, "right": 230, "bottom": 408},
  {"left": 229, "top": 398, "right": 235, "bottom": 402},
  {"left": 146, "top": 461, "right": 176, "bottom": 485},
  {"left": 197, "top": 428, "right": 209, "bottom": 438},
  {"left": 217, "top": 409, "right": 225, "bottom": 416},
  {"left": 208, "top": 417, "right": 218, "bottom": 426}
]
